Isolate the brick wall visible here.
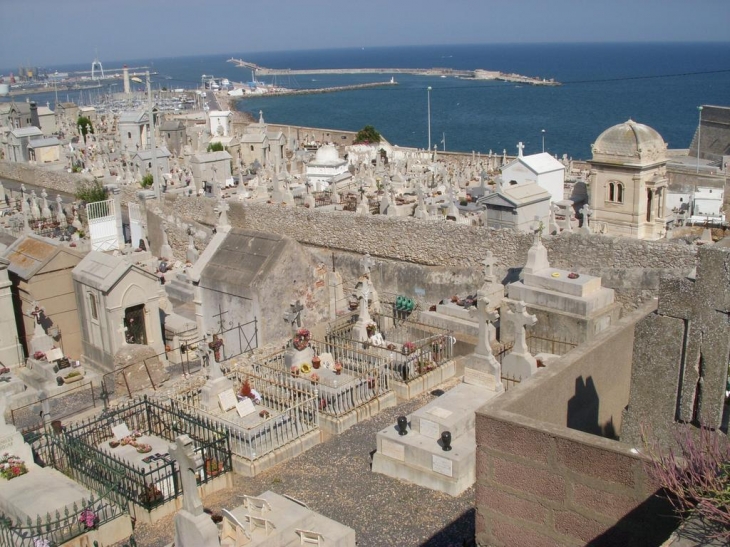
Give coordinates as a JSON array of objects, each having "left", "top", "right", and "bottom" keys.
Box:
[{"left": 475, "top": 304, "right": 675, "bottom": 546}]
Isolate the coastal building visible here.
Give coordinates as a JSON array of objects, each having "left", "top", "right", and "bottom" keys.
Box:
[
  {"left": 118, "top": 110, "right": 150, "bottom": 152},
  {"left": 190, "top": 150, "right": 233, "bottom": 195},
  {"left": 56, "top": 102, "right": 79, "bottom": 125},
  {"left": 72, "top": 251, "right": 166, "bottom": 373},
  {"left": 476, "top": 182, "right": 551, "bottom": 232},
  {"left": 131, "top": 147, "right": 171, "bottom": 180},
  {"left": 588, "top": 120, "right": 670, "bottom": 240},
  {"left": 36, "top": 104, "right": 57, "bottom": 136},
  {"left": 208, "top": 110, "right": 231, "bottom": 137},
  {"left": 27, "top": 137, "right": 62, "bottom": 164},
  {"left": 500, "top": 144, "right": 566, "bottom": 203},
  {"left": 0, "top": 102, "right": 32, "bottom": 129},
  {"left": 159, "top": 119, "right": 187, "bottom": 156},
  {"left": 305, "top": 143, "right": 351, "bottom": 191},
  {"left": 5, "top": 126, "right": 44, "bottom": 163}
]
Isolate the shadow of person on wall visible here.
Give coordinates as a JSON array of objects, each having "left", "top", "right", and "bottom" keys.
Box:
[{"left": 567, "top": 376, "right": 618, "bottom": 440}]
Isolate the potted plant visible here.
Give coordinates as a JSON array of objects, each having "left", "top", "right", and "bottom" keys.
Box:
[
  {"left": 300, "top": 362, "right": 312, "bottom": 375},
  {"left": 366, "top": 322, "right": 377, "bottom": 337},
  {"left": 334, "top": 362, "right": 343, "bottom": 375},
  {"left": 402, "top": 342, "right": 416, "bottom": 355},
  {"left": 290, "top": 365, "right": 300, "bottom": 377},
  {"left": 312, "top": 355, "right": 321, "bottom": 369},
  {"left": 310, "top": 372, "right": 320, "bottom": 385},
  {"left": 63, "top": 371, "right": 84, "bottom": 383},
  {"left": 292, "top": 328, "right": 310, "bottom": 351},
  {"left": 204, "top": 458, "right": 224, "bottom": 477}
]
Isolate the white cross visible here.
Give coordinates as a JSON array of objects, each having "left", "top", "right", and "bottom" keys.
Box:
[
  {"left": 504, "top": 300, "right": 537, "bottom": 355},
  {"left": 517, "top": 142, "right": 525, "bottom": 158},
  {"left": 482, "top": 251, "right": 497, "bottom": 280},
  {"left": 361, "top": 253, "right": 375, "bottom": 275}
]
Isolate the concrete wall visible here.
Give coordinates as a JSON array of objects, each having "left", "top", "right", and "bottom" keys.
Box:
[{"left": 474, "top": 303, "right": 675, "bottom": 546}]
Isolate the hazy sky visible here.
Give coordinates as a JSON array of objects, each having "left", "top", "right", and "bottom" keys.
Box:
[{"left": 1, "top": 0, "right": 729, "bottom": 69}]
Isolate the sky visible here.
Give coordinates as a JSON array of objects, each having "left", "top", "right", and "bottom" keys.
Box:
[{"left": 1, "top": 0, "right": 729, "bottom": 69}]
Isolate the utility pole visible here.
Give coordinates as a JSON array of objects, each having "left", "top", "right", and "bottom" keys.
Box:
[
  {"left": 146, "top": 71, "right": 160, "bottom": 200},
  {"left": 427, "top": 86, "right": 432, "bottom": 152},
  {"left": 696, "top": 106, "right": 703, "bottom": 174}
]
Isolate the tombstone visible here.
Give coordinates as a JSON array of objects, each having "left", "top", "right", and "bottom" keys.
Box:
[
  {"left": 159, "top": 222, "right": 173, "bottom": 259},
  {"left": 0, "top": 394, "right": 32, "bottom": 464},
  {"left": 30, "top": 191, "right": 41, "bottom": 220},
  {"left": 40, "top": 189, "right": 51, "bottom": 219},
  {"left": 548, "top": 203, "right": 560, "bottom": 235},
  {"left": 28, "top": 303, "right": 54, "bottom": 355},
  {"left": 579, "top": 204, "right": 592, "bottom": 234},
  {"left": 186, "top": 230, "right": 199, "bottom": 264},
  {"left": 199, "top": 332, "right": 234, "bottom": 412},
  {"left": 464, "top": 291, "right": 503, "bottom": 392},
  {"left": 283, "top": 300, "right": 314, "bottom": 368},
  {"left": 55, "top": 195, "right": 67, "bottom": 228},
  {"left": 524, "top": 216, "right": 550, "bottom": 275},
  {"left": 351, "top": 282, "right": 373, "bottom": 343},
  {"left": 170, "top": 434, "right": 220, "bottom": 547},
  {"left": 501, "top": 300, "right": 538, "bottom": 379}
]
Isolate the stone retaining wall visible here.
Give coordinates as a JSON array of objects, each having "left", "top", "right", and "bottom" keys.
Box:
[{"left": 0, "top": 160, "right": 93, "bottom": 195}]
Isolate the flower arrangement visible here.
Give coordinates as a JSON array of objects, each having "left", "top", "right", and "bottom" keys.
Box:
[
  {"left": 290, "top": 365, "right": 300, "bottom": 377},
  {"left": 310, "top": 372, "right": 320, "bottom": 384},
  {"left": 204, "top": 458, "right": 224, "bottom": 476},
  {"left": 0, "top": 453, "right": 28, "bottom": 480},
  {"left": 300, "top": 362, "right": 312, "bottom": 374},
  {"left": 33, "top": 351, "right": 46, "bottom": 361},
  {"left": 402, "top": 342, "right": 417, "bottom": 355},
  {"left": 0, "top": 366, "right": 10, "bottom": 375},
  {"left": 239, "top": 379, "right": 253, "bottom": 399},
  {"left": 259, "top": 409, "right": 270, "bottom": 418},
  {"left": 334, "top": 362, "right": 343, "bottom": 375},
  {"left": 139, "top": 485, "right": 164, "bottom": 505},
  {"left": 136, "top": 443, "right": 152, "bottom": 454},
  {"left": 293, "top": 328, "right": 310, "bottom": 351},
  {"left": 366, "top": 322, "right": 378, "bottom": 336},
  {"left": 79, "top": 507, "right": 98, "bottom": 529},
  {"left": 567, "top": 272, "right": 580, "bottom": 279}
]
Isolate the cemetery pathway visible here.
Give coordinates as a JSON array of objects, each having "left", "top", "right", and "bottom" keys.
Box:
[{"left": 127, "top": 376, "right": 475, "bottom": 547}]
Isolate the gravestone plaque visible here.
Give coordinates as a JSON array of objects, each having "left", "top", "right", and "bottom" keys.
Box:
[
  {"left": 419, "top": 419, "right": 440, "bottom": 439},
  {"left": 318, "top": 352, "right": 335, "bottom": 370},
  {"left": 46, "top": 348, "right": 64, "bottom": 362},
  {"left": 218, "top": 390, "right": 238, "bottom": 412},
  {"left": 112, "top": 423, "right": 131, "bottom": 440},
  {"left": 0, "top": 435, "right": 14, "bottom": 451},
  {"left": 381, "top": 439, "right": 405, "bottom": 462},
  {"left": 427, "top": 407, "right": 452, "bottom": 419},
  {"left": 235, "top": 398, "right": 256, "bottom": 418},
  {"left": 464, "top": 368, "right": 497, "bottom": 389},
  {"left": 432, "top": 454, "right": 453, "bottom": 477}
]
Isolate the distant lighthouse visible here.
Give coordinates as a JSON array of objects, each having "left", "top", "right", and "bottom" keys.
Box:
[{"left": 123, "top": 65, "right": 130, "bottom": 94}]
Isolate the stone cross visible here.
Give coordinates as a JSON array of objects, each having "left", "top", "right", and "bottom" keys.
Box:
[
  {"left": 579, "top": 204, "right": 592, "bottom": 230},
  {"left": 217, "top": 199, "right": 230, "bottom": 228},
  {"left": 517, "top": 142, "right": 525, "bottom": 158},
  {"left": 481, "top": 251, "right": 497, "bottom": 281},
  {"left": 468, "top": 290, "right": 499, "bottom": 357},
  {"left": 504, "top": 300, "right": 537, "bottom": 355},
  {"left": 358, "top": 282, "right": 372, "bottom": 324},
  {"left": 361, "top": 252, "right": 375, "bottom": 276},
  {"left": 283, "top": 300, "right": 304, "bottom": 337},
  {"left": 203, "top": 332, "right": 223, "bottom": 379},
  {"left": 531, "top": 215, "right": 543, "bottom": 245},
  {"left": 56, "top": 195, "right": 67, "bottom": 226},
  {"left": 169, "top": 435, "right": 204, "bottom": 515}
]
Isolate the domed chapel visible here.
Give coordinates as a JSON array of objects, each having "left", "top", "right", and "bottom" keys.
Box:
[{"left": 588, "top": 120, "right": 670, "bottom": 239}]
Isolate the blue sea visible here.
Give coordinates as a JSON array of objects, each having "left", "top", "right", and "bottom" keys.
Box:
[{"left": 4, "top": 43, "right": 729, "bottom": 160}]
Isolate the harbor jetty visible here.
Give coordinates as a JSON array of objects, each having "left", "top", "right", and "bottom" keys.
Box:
[
  {"left": 227, "top": 58, "right": 560, "bottom": 86},
  {"left": 231, "top": 80, "right": 397, "bottom": 98}
]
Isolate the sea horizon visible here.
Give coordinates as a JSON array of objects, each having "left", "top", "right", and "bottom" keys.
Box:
[{"left": 3, "top": 42, "right": 729, "bottom": 160}]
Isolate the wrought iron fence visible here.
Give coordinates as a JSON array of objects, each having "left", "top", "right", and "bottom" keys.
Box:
[
  {"left": 0, "top": 480, "right": 128, "bottom": 547},
  {"left": 526, "top": 335, "right": 578, "bottom": 357},
  {"left": 170, "top": 369, "right": 318, "bottom": 461},
  {"left": 248, "top": 345, "right": 391, "bottom": 418},
  {"left": 10, "top": 380, "right": 102, "bottom": 433},
  {"left": 56, "top": 397, "right": 231, "bottom": 511},
  {"left": 324, "top": 312, "right": 454, "bottom": 383}
]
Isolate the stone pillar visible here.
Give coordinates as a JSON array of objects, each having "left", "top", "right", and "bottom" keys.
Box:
[{"left": 0, "top": 260, "right": 23, "bottom": 367}]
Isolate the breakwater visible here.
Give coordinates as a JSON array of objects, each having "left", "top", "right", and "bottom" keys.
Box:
[{"left": 234, "top": 81, "right": 398, "bottom": 98}]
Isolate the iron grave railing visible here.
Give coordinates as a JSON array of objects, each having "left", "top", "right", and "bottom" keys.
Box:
[
  {"left": 56, "top": 396, "right": 231, "bottom": 511},
  {"left": 169, "top": 369, "right": 318, "bottom": 461}
]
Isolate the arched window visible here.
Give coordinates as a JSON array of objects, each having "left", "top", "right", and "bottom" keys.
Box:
[
  {"left": 127, "top": 132, "right": 132, "bottom": 139},
  {"left": 607, "top": 181, "right": 624, "bottom": 204}
]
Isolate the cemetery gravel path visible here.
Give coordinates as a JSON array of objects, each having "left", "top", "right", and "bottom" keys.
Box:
[{"left": 127, "top": 376, "right": 475, "bottom": 547}]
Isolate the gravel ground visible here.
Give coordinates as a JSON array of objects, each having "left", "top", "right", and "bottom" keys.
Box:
[{"left": 129, "top": 376, "right": 475, "bottom": 547}]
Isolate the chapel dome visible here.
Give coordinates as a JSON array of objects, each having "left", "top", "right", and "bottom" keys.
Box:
[
  {"left": 314, "top": 144, "right": 340, "bottom": 164},
  {"left": 591, "top": 119, "right": 667, "bottom": 166}
]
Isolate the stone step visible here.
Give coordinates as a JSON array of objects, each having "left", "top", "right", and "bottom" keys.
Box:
[{"left": 410, "top": 383, "right": 493, "bottom": 441}]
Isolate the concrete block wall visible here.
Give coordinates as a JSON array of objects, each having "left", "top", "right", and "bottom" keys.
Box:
[{"left": 475, "top": 303, "right": 675, "bottom": 546}]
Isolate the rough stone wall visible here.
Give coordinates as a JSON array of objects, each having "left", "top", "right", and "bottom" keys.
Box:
[
  {"left": 0, "top": 160, "right": 94, "bottom": 195},
  {"left": 149, "top": 197, "right": 698, "bottom": 308}
]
